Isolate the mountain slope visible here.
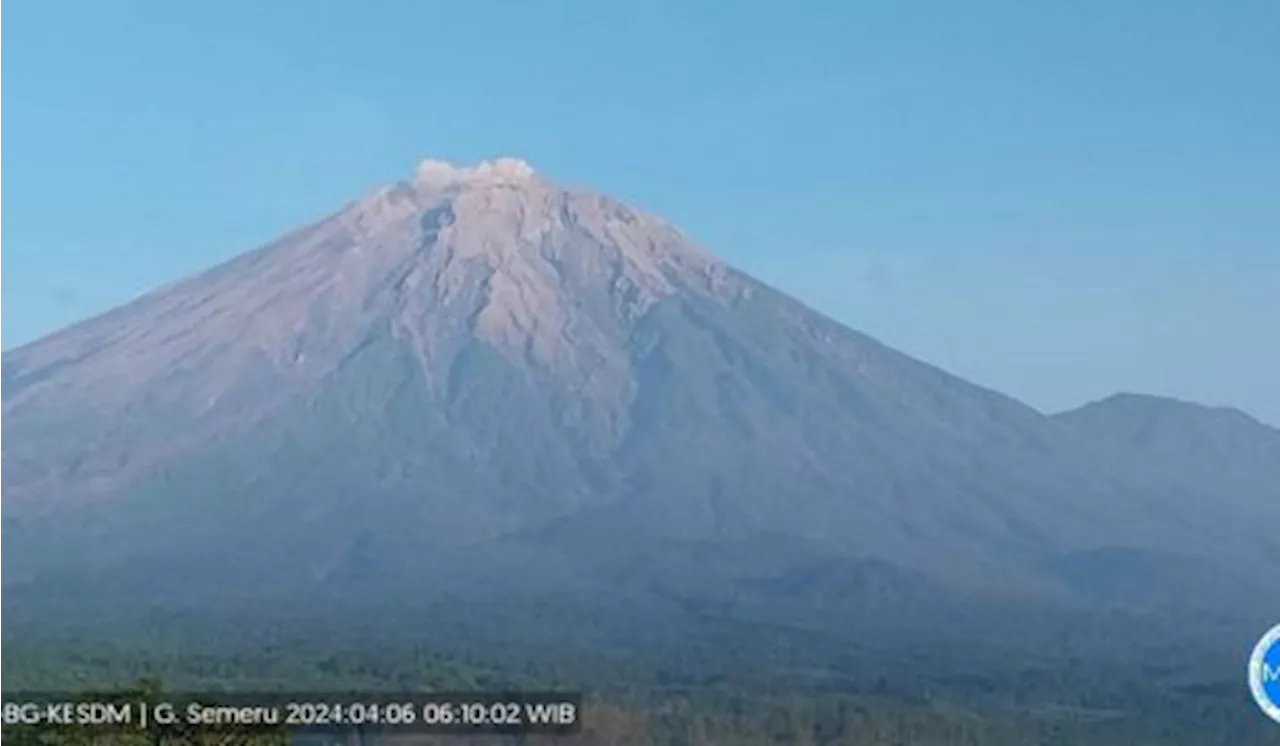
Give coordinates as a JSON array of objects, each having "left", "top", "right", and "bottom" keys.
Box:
[
  {"left": 1055, "top": 393, "right": 1280, "bottom": 507},
  {"left": 3, "top": 159, "right": 1276, "bottom": 630},
  {"left": 1054, "top": 393, "right": 1280, "bottom": 556}
]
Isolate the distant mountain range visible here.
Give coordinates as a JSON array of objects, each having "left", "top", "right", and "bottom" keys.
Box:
[{"left": 3, "top": 158, "right": 1277, "bottom": 653}]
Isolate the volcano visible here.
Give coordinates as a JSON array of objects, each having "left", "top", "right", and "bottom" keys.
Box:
[{"left": 3, "top": 158, "right": 1277, "bottom": 638}]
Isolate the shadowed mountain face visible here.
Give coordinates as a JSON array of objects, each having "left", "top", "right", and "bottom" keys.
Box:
[
  {"left": 1055, "top": 393, "right": 1280, "bottom": 521},
  {"left": 3, "top": 159, "right": 1277, "bottom": 639}
]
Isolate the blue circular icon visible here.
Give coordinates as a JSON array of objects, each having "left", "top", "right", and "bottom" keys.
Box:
[{"left": 1250, "top": 623, "right": 1280, "bottom": 724}]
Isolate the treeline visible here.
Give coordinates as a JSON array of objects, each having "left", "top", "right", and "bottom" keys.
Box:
[
  {"left": 4, "top": 610, "right": 1274, "bottom": 746},
  {"left": 4, "top": 673, "right": 1276, "bottom": 746}
]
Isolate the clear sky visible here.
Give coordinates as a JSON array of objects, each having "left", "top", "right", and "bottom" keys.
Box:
[{"left": 4, "top": 1, "right": 1278, "bottom": 424}]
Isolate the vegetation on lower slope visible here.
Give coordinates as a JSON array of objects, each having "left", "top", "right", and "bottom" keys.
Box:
[{"left": 4, "top": 627, "right": 1275, "bottom": 746}]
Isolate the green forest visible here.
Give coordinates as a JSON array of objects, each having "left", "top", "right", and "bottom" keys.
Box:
[{"left": 5, "top": 631, "right": 1276, "bottom": 746}]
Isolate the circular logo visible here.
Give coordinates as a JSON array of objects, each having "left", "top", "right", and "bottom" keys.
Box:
[{"left": 1250, "top": 623, "right": 1280, "bottom": 724}]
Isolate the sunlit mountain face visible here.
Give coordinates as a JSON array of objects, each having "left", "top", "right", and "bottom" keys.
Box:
[{"left": 3, "top": 159, "right": 1277, "bottom": 653}]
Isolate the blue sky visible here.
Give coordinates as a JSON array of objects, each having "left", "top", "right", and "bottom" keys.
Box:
[{"left": 4, "top": 1, "right": 1278, "bottom": 423}]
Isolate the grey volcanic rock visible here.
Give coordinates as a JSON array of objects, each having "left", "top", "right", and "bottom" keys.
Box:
[{"left": 3, "top": 159, "right": 1277, "bottom": 627}]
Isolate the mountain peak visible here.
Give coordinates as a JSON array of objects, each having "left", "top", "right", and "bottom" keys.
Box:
[
  {"left": 5, "top": 157, "right": 1279, "bottom": 630},
  {"left": 1063, "top": 392, "right": 1266, "bottom": 426},
  {"left": 412, "top": 156, "right": 537, "bottom": 188}
]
